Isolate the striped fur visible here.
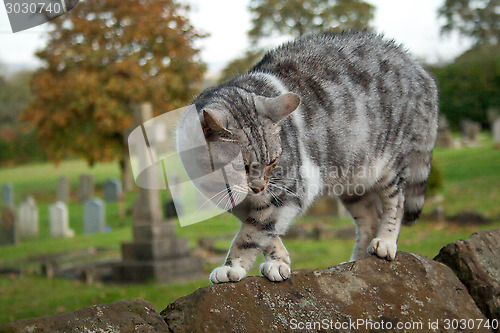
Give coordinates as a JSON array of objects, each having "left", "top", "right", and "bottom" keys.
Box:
[{"left": 178, "top": 31, "right": 438, "bottom": 283}]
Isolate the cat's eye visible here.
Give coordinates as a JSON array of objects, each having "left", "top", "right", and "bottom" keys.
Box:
[{"left": 231, "top": 161, "right": 245, "bottom": 172}]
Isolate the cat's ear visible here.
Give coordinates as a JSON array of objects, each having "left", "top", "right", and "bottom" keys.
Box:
[
  {"left": 202, "top": 109, "right": 231, "bottom": 135},
  {"left": 256, "top": 92, "right": 301, "bottom": 123}
]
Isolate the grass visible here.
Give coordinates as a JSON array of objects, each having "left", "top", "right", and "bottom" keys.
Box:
[{"left": 0, "top": 133, "right": 499, "bottom": 324}]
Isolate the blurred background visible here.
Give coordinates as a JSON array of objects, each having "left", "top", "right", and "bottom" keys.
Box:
[{"left": 0, "top": 0, "right": 499, "bottom": 323}]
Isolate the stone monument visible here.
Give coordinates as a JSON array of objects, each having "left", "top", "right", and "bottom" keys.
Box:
[
  {"left": 492, "top": 117, "right": 500, "bottom": 149},
  {"left": 49, "top": 201, "right": 74, "bottom": 238},
  {"left": 436, "top": 115, "right": 454, "bottom": 149},
  {"left": 83, "top": 198, "right": 106, "bottom": 234},
  {"left": 78, "top": 174, "right": 94, "bottom": 202},
  {"left": 56, "top": 176, "right": 70, "bottom": 203},
  {"left": 2, "top": 183, "right": 13, "bottom": 206},
  {"left": 0, "top": 204, "right": 17, "bottom": 246},
  {"left": 113, "top": 103, "right": 202, "bottom": 283},
  {"left": 18, "top": 196, "right": 39, "bottom": 238}
]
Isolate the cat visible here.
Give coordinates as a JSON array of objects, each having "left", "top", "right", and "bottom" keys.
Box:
[{"left": 176, "top": 30, "right": 438, "bottom": 284}]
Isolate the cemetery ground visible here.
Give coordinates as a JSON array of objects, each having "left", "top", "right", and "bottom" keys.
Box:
[{"left": 0, "top": 133, "right": 500, "bottom": 324}]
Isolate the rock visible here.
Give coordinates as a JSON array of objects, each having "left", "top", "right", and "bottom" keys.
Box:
[
  {"left": 333, "top": 226, "right": 357, "bottom": 239},
  {"left": 435, "top": 228, "right": 500, "bottom": 321},
  {"left": 0, "top": 299, "right": 168, "bottom": 333},
  {"left": 161, "top": 252, "right": 488, "bottom": 333},
  {"left": 282, "top": 224, "right": 308, "bottom": 239},
  {"left": 198, "top": 236, "right": 215, "bottom": 251},
  {"left": 447, "top": 211, "right": 490, "bottom": 225}
]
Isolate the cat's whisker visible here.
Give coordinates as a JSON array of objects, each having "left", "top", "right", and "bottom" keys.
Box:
[
  {"left": 268, "top": 182, "right": 301, "bottom": 198},
  {"left": 195, "top": 187, "right": 232, "bottom": 210},
  {"left": 268, "top": 187, "right": 283, "bottom": 206}
]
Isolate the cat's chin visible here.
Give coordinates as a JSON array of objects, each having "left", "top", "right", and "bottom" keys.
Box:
[{"left": 245, "top": 189, "right": 271, "bottom": 205}]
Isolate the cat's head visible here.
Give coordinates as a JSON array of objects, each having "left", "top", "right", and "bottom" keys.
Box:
[{"left": 198, "top": 92, "right": 301, "bottom": 196}]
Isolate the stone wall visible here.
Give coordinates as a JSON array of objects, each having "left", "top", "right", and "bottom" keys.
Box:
[{"left": 1, "top": 229, "right": 499, "bottom": 333}]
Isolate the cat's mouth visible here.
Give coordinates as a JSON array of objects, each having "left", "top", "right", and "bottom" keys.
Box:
[{"left": 248, "top": 181, "right": 269, "bottom": 194}]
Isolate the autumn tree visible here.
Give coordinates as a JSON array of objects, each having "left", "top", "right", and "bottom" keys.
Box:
[
  {"left": 438, "top": 0, "right": 500, "bottom": 45},
  {"left": 23, "top": 0, "right": 205, "bottom": 181},
  {"left": 248, "top": 0, "right": 375, "bottom": 43}
]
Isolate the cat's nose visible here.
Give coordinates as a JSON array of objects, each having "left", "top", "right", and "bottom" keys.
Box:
[
  {"left": 249, "top": 181, "right": 266, "bottom": 193},
  {"left": 250, "top": 186, "right": 264, "bottom": 193}
]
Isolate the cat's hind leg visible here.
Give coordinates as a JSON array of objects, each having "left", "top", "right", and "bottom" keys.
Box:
[
  {"left": 341, "top": 191, "right": 381, "bottom": 261},
  {"left": 260, "top": 236, "right": 291, "bottom": 281}
]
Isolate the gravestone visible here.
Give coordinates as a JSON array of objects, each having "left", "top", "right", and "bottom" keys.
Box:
[
  {"left": 114, "top": 103, "right": 202, "bottom": 283},
  {"left": 436, "top": 116, "right": 454, "bottom": 149},
  {"left": 56, "top": 176, "right": 70, "bottom": 203},
  {"left": 49, "top": 201, "right": 74, "bottom": 238},
  {"left": 103, "top": 178, "right": 122, "bottom": 202},
  {"left": 0, "top": 205, "right": 17, "bottom": 246},
  {"left": 306, "top": 196, "right": 348, "bottom": 217},
  {"left": 78, "top": 174, "right": 94, "bottom": 202},
  {"left": 18, "top": 196, "right": 39, "bottom": 238},
  {"left": 461, "top": 120, "right": 481, "bottom": 145},
  {"left": 2, "top": 183, "right": 13, "bottom": 206},
  {"left": 493, "top": 117, "right": 500, "bottom": 149},
  {"left": 83, "top": 198, "right": 105, "bottom": 234}
]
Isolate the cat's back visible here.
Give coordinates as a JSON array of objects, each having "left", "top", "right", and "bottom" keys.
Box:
[
  {"left": 252, "top": 30, "right": 417, "bottom": 75},
  {"left": 250, "top": 30, "right": 438, "bottom": 184}
]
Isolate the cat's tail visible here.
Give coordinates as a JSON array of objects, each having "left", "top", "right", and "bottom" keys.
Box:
[{"left": 402, "top": 153, "right": 433, "bottom": 226}]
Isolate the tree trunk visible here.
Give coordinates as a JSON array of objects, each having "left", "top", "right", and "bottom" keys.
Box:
[{"left": 120, "top": 154, "right": 134, "bottom": 192}]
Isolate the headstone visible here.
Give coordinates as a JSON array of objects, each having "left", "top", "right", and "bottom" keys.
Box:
[
  {"left": 436, "top": 116, "right": 454, "bottom": 149},
  {"left": 306, "top": 196, "right": 348, "bottom": 217},
  {"left": 163, "top": 200, "right": 179, "bottom": 219},
  {"left": 492, "top": 117, "right": 500, "bottom": 149},
  {"left": 49, "top": 201, "right": 74, "bottom": 238},
  {"left": 83, "top": 198, "right": 105, "bottom": 234},
  {"left": 103, "top": 178, "right": 122, "bottom": 202},
  {"left": 2, "top": 183, "right": 13, "bottom": 206},
  {"left": 132, "top": 188, "right": 162, "bottom": 223},
  {"left": 487, "top": 108, "right": 500, "bottom": 124},
  {"left": 114, "top": 103, "right": 203, "bottom": 283},
  {"left": 56, "top": 176, "right": 70, "bottom": 203},
  {"left": 461, "top": 120, "right": 481, "bottom": 145},
  {"left": 78, "top": 174, "right": 94, "bottom": 202},
  {"left": 18, "top": 196, "right": 39, "bottom": 238},
  {"left": 0, "top": 205, "right": 17, "bottom": 245}
]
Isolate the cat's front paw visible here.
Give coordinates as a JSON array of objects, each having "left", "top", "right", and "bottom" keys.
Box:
[
  {"left": 210, "top": 265, "right": 247, "bottom": 284},
  {"left": 367, "top": 238, "right": 397, "bottom": 260},
  {"left": 260, "top": 260, "right": 291, "bottom": 282}
]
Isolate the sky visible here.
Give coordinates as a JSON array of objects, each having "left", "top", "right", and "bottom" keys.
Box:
[{"left": 0, "top": 0, "right": 473, "bottom": 75}]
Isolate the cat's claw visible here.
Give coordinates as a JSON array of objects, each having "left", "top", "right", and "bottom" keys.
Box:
[
  {"left": 210, "top": 265, "right": 247, "bottom": 284},
  {"left": 260, "top": 260, "right": 291, "bottom": 282},
  {"left": 368, "top": 238, "right": 397, "bottom": 260}
]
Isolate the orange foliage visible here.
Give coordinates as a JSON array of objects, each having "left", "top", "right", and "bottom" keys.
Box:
[{"left": 22, "top": 0, "right": 205, "bottom": 165}]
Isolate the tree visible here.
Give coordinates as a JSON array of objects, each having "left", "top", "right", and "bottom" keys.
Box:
[
  {"left": 23, "top": 0, "right": 205, "bottom": 170},
  {"left": 429, "top": 44, "right": 500, "bottom": 129},
  {"left": 248, "top": 0, "right": 375, "bottom": 43},
  {"left": 438, "top": 0, "right": 500, "bottom": 45},
  {"left": 0, "top": 70, "right": 33, "bottom": 126}
]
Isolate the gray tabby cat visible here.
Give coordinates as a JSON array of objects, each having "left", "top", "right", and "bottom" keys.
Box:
[{"left": 177, "top": 31, "right": 438, "bottom": 284}]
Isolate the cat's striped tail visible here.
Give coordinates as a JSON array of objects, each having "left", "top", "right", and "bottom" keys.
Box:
[{"left": 402, "top": 152, "right": 433, "bottom": 226}]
